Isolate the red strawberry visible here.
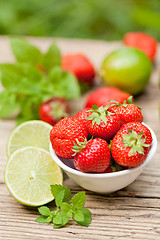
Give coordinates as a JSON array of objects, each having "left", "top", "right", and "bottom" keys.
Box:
[
  {"left": 109, "top": 96, "right": 143, "bottom": 126},
  {"left": 123, "top": 32, "right": 157, "bottom": 61},
  {"left": 73, "top": 138, "right": 111, "bottom": 173},
  {"left": 39, "top": 97, "right": 70, "bottom": 126},
  {"left": 85, "top": 87, "right": 131, "bottom": 108},
  {"left": 62, "top": 53, "right": 95, "bottom": 89},
  {"left": 86, "top": 104, "right": 120, "bottom": 141},
  {"left": 104, "top": 166, "right": 113, "bottom": 173},
  {"left": 111, "top": 122, "right": 153, "bottom": 168},
  {"left": 74, "top": 108, "right": 92, "bottom": 127},
  {"left": 50, "top": 117, "right": 88, "bottom": 159}
]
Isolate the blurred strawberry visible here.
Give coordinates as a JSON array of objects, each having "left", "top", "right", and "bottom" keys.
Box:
[
  {"left": 39, "top": 97, "right": 70, "bottom": 126},
  {"left": 123, "top": 32, "right": 157, "bottom": 61},
  {"left": 62, "top": 53, "right": 95, "bottom": 90},
  {"left": 85, "top": 87, "right": 131, "bottom": 108}
]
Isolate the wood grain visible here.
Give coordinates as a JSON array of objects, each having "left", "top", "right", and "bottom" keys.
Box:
[{"left": 0, "top": 36, "right": 160, "bottom": 239}]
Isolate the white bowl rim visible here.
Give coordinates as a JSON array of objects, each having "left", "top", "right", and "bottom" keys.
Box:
[{"left": 49, "top": 122, "right": 157, "bottom": 179}]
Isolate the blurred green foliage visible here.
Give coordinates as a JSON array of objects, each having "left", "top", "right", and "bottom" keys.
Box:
[{"left": 0, "top": 0, "right": 160, "bottom": 40}]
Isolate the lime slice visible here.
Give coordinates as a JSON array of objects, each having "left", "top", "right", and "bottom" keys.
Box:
[
  {"left": 7, "top": 120, "right": 52, "bottom": 157},
  {"left": 4, "top": 147, "right": 63, "bottom": 206}
]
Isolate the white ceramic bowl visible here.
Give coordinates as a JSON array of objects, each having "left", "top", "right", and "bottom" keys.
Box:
[{"left": 49, "top": 123, "right": 157, "bottom": 194}]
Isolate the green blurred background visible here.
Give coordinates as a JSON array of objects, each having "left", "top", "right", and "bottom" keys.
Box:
[{"left": 0, "top": 0, "right": 160, "bottom": 40}]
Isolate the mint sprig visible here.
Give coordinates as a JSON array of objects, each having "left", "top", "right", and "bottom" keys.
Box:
[
  {"left": 35, "top": 184, "right": 92, "bottom": 228},
  {"left": 0, "top": 38, "right": 80, "bottom": 124}
]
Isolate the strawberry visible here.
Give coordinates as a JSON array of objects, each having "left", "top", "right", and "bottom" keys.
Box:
[
  {"left": 104, "top": 166, "right": 122, "bottom": 173},
  {"left": 104, "top": 166, "right": 113, "bottom": 173},
  {"left": 109, "top": 96, "right": 143, "bottom": 126},
  {"left": 39, "top": 97, "right": 70, "bottom": 126},
  {"left": 74, "top": 108, "right": 92, "bottom": 127},
  {"left": 123, "top": 32, "right": 157, "bottom": 61},
  {"left": 62, "top": 53, "right": 95, "bottom": 89},
  {"left": 73, "top": 138, "right": 111, "bottom": 173},
  {"left": 85, "top": 87, "right": 131, "bottom": 108},
  {"left": 86, "top": 104, "right": 120, "bottom": 141},
  {"left": 50, "top": 117, "right": 88, "bottom": 159},
  {"left": 111, "top": 122, "right": 153, "bottom": 168}
]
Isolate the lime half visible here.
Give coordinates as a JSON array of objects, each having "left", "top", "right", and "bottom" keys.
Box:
[
  {"left": 7, "top": 120, "right": 52, "bottom": 157},
  {"left": 4, "top": 147, "right": 63, "bottom": 206}
]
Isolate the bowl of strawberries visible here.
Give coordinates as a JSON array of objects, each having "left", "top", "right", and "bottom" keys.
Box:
[{"left": 49, "top": 96, "right": 157, "bottom": 194}]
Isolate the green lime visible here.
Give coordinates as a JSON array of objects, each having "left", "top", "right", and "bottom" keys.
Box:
[
  {"left": 100, "top": 47, "right": 152, "bottom": 95},
  {"left": 4, "top": 147, "right": 63, "bottom": 206},
  {"left": 7, "top": 120, "right": 52, "bottom": 157}
]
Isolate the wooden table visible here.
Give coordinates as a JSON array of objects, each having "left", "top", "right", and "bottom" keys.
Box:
[{"left": 0, "top": 37, "right": 160, "bottom": 240}]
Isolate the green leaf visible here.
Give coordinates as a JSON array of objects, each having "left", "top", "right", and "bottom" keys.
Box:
[
  {"left": 71, "top": 192, "right": 86, "bottom": 209},
  {"left": 0, "top": 63, "right": 44, "bottom": 95},
  {"left": 10, "top": 38, "right": 42, "bottom": 65},
  {"left": 38, "top": 206, "right": 50, "bottom": 217},
  {"left": 50, "top": 211, "right": 56, "bottom": 217},
  {"left": 74, "top": 208, "right": 92, "bottom": 227},
  {"left": 55, "top": 190, "right": 65, "bottom": 207},
  {"left": 0, "top": 90, "right": 20, "bottom": 118},
  {"left": 60, "top": 202, "right": 71, "bottom": 212},
  {"left": 0, "top": 64, "right": 23, "bottom": 90},
  {"left": 53, "top": 211, "right": 70, "bottom": 227},
  {"left": 16, "top": 95, "right": 40, "bottom": 124},
  {"left": 43, "top": 43, "right": 61, "bottom": 72},
  {"left": 72, "top": 209, "right": 84, "bottom": 222},
  {"left": 49, "top": 67, "right": 80, "bottom": 99},
  {"left": 35, "top": 215, "right": 52, "bottom": 223},
  {"left": 50, "top": 184, "right": 71, "bottom": 202},
  {"left": 53, "top": 223, "right": 63, "bottom": 229},
  {"left": 0, "top": 102, "right": 19, "bottom": 118}
]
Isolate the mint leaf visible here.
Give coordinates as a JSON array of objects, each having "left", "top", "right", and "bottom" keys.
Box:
[
  {"left": 43, "top": 43, "right": 61, "bottom": 72},
  {"left": 35, "top": 185, "right": 92, "bottom": 228},
  {"left": 53, "top": 211, "right": 70, "bottom": 227},
  {"left": 55, "top": 190, "right": 65, "bottom": 207},
  {"left": 53, "top": 224, "right": 63, "bottom": 229},
  {"left": 38, "top": 206, "right": 50, "bottom": 217},
  {"left": 0, "top": 63, "right": 43, "bottom": 94},
  {"left": 10, "top": 38, "right": 42, "bottom": 65},
  {"left": 71, "top": 192, "right": 86, "bottom": 209},
  {"left": 0, "top": 91, "right": 19, "bottom": 118},
  {"left": 74, "top": 208, "right": 92, "bottom": 227},
  {"left": 16, "top": 95, "right": 40, "bottom": 124},
  {"left": 49, "top": 67, "right": 80, "bottom": 99},
  {"left": 72, "top": 209, "right": 84, "bottom": 222},
  {"left": 35, "top": 215, "right": 52, "bottom": 223},
  {"left": 0, "top": 102, "right": 19, "bottom": 118},
  {"left": 60, "top": 202, "right": 71, "bottom": 212},
  {"left": 50, "top": 184, "right": 71, "bottom": 202},
  {"left": 0, "top": 64, "right": 24, "bottom": 90},
  {"left": 50, "top": 211, "right": 56, "bottom": 217}
]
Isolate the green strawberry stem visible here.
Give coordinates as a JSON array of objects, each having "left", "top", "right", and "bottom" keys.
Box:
[
  {"left": 49, "top": 101, "right": 69, "bottom": 120},
  {"left": 110, "top": 96, "right": 142, "bottom": 110},
  {"left": 122, "top": 129, "right": 150, "bottom": 156},
  {"left": 86, "top": 104, "right": 114, "bottom": 126},
  {"left": 72, "top": 137, "right": 88, "bottom": 156}
]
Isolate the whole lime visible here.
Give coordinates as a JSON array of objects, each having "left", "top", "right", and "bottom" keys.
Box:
[{"left": 100, "top": 47, "right": 152, "bottom": 95}]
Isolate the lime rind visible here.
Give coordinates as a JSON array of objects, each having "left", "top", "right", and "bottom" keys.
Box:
[{"left": 4, "top": 146, "right": 63, "bottom": 206}]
